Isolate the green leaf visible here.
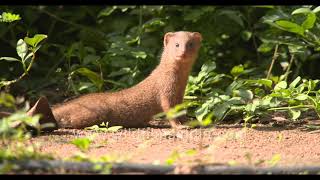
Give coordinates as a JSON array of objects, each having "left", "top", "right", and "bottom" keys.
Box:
[
  {"left": 289, "top": 109, "right": 301, "bottom": 120},
  {"left": 98, "top": 6, "right": 117, "bottom": 17},
  {"left": 142, "top": 18, "right": 165, "bottom": 32},
  {"left": 76, "top": 68, "right": 104, "bottom": 91},
  {"left": 107, "top": 126, "right": 123, "bottom": 132},
  {"left": 131, "top": 51, "right": 147, "bottom": 59},
  {"left": 0, "top": 93, "right": 15, "bottom": 108},
  {"left": 71, "top": 137, "right": 91, "bottom": 152},
  {"left": 258, "top": 43, "right": 274, "bottom": 53},
  {"left": 16, "top": 39, "right": 28, "bottom": 61},
  {"left": 230, "top": 65, "right": 244, "bottom": 77},
  {"left": 241, "top": 31, "right": 252, "bottom": 41},
  {"left": 275, "top": 20, "right": 305, "bottom": 36},
  {"left": 0, "top": 12, "right": 21, "bottom": 23},
  {"left": 0, "top": 57, "right": 20, "bottom": 62},
  {"left": 195, "top": 105, "right": 209, "bottom": 122},
  {"left": 291, "top": 8, "right": 311, "bottom": 15},
  {"left": 289, "top": 76, "right": 301, "bottom": 88},
  {"left": 233, "top": 89, "right": 253, "bottom": 100},
  {"left": 83, "top": 55, "right": 100, "bottom": 65},
  {"left": 274, "top": 81, "right": 287, "bottom": 91},
  {"left": 246, "top": 79, "right": 273, "bottom": 88},
  {"left": 24, "top": 34, "right": 47, "bottom": 48},
  {"left": 312, "top": 6, "right": 320, "bottom": 13},
  {"left": 302, "top": 12, "right": 316, "bottom": 30},
  {"left": 213, "top": 102, "right": 230, "bottom": 120},
  {"left": 288, "top": 45, "right": 304, "bottom": 54},
  {"left": 295, "top": 94, "right": 308, "bottom": 101}
]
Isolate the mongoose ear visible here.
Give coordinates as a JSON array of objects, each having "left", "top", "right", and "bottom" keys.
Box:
[
  {"left": 164, "top": 32, "right": 175, "bottom": 47},
  {"left": 193, "top": 32, "right": 202, "bottom": 42}
]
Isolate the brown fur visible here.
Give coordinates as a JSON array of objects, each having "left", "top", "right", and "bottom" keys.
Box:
[{"left": 37, "top": 31, "right": 202, "bottom": 129}]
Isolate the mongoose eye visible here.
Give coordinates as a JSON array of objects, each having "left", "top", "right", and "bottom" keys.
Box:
[
  {"left": 187, "top": 42, "right": 194, "bottom": 49},
  {"left": 175, "top": 43, "right": 179, "bottom": 48}
]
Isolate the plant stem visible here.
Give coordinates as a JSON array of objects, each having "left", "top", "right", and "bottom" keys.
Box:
[
  {"left": 268, "top": 105, "right": 314, "bottom": 111},
  {"left": 266, "top": 44, "right": 279, "bottom": 79},
  {"left": 1, "top": 53, "right": 36, "bottom": 87},
  {"left": 284, "top": 54, "right": 294, "bottom": 82}
]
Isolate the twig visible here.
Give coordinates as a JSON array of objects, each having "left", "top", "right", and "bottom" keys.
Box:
[
  {"left": 266, "top": 44, "right": 279, "bottom": 79},
  {"left": 268, "top": 105, "right": 314, "bottom": 111},
  {"left": 284, "top": 54, "right": 295, "bottom": 82},
  {"left": 1, "top": 53, "right": 36, "bottom": 87}
]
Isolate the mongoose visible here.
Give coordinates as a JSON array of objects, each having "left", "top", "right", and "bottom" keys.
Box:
[{"left": 2, "top": 31, "right": 202, "bottom": 130}]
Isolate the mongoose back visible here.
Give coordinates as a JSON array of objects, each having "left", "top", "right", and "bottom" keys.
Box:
[{"left": 30, "top": 31, "right": 202, "bottom": 129}]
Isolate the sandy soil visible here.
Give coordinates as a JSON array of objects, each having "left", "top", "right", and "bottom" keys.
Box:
[{"left": 29, "top": 122, "right": 320, "bottom": 168}]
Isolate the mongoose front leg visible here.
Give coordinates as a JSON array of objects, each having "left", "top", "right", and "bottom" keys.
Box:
[{"left": 160, "top": 96, "right": 189, "bottom": 129}]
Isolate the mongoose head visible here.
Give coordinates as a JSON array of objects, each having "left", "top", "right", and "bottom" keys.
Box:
[{"left": 163, "top": 31, "right": 202, "bottom": 63}]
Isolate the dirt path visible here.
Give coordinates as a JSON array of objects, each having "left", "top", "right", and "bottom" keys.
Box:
[{"left": 29, "top": 123, "right": 320, "bottom": 168}]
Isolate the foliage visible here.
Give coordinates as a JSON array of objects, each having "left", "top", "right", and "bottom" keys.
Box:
[
  {"left": 0, "top": 32, "right": 47, "bottom": 88},
  {"left": 0, "top": 12, "right": 20, "bottom": 23},
  {"left": 71, "top": 137, "right": 93, "bottom": 152},
  {"left": 2, "top": 6, "right": 320, "bottom": 126},
  {"left": 84, "top": 122, "right": 122, "bottom": 133}
]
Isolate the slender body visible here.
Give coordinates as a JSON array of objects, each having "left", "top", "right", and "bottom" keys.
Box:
[{"left": 23, "top": 31, "right": 202, "bottom": 130}]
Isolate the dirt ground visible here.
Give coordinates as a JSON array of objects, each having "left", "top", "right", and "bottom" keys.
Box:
[{"left": 29, "top": 120, "right": 320, "bottom": 168}]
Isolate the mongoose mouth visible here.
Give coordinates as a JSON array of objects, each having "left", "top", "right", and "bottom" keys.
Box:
[{"left": 175, "top": 54, "right": 187, "bottom": 60}]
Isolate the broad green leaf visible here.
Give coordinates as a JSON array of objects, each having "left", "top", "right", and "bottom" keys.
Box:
[
  {"left": 24, "top": 34, "right": 48, "bottom": 48},
  {"left": 142, "top": 18, "right": 165, "bottom": 31},
  {"left": 107, "top": 126, "right": 123, "bottom": 132},
  {"left": 108, "top": 67, "right": 131, "bottom": 77},
  {"left": 241, "top": 31, "right": 252, "bottom": 41},
  {"left": 289, "top": 76, "right": 301, "bottom": 88},
  {"left": 0, "top": 93, "right": 15, "bottom": 108},
  {"left": 16, "top": 39, "right": 28, "bottom": 61},
  {"left": 312, "top": 6, "right": 320, "bottom": 13},
  {"left": 84, "top": 125, "right": 100, "bottom": 131},
  {"left": 0, "top": 57, "right": 20, "bottom": 62},
  {"left": 76, "top": 68, "right": 104, "bottom": 91},
  {"left": 289, "top": 109, "right": 301, "bottom": 120},
  {"left": 275, "top": 20, "right": 304, "bottom": 36},
  {"left": 131, "top": 51, "right": 147, "bottom": 59},
  {"left": 302, "top": 12, "right": 316, "bottom": 30},
  {"left": 258, "top": 43, "right": 274, "bottom": 53},
  {"left": 295, "top": 94, "right": 308, "bottom": 101},
  {"left": 195, "top": 105, "right": 209, "bottom": 122},
  {"left": 98, "top": 6, "right": 117, "bottom": 17},
  {"left": 233, "top": 89, "right": 253, "bottom": 100},
  {"left": 246, "top": 79, "right": 273, "bottom": 88},
  {"left": 230, "top": 65, "right": 244, "bottom": 77},
  {"left": 213, "top": 102, "right": 230, "bottom": 120},
  {"left": 274, "top": 81, "right": 287, "bottom": 91},
  {"left": 71, "top": 137, "right": 91, "bottom": 152},
  {"left": 288, "top": 45, "right": 304, "bottom": 54},
  {"left": 291, "top": 8, "right": 311, "bottom": 15},
  {"left": 83, "top": 55, "right": 100, "bottom": 65},
  {"left": 0, "top": 12, "right": 21, "bottom": 23}
]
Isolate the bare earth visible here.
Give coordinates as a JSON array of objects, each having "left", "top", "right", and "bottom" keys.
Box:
[{"left": 29, "top": 121, "right": 320, "bottom": 168}]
